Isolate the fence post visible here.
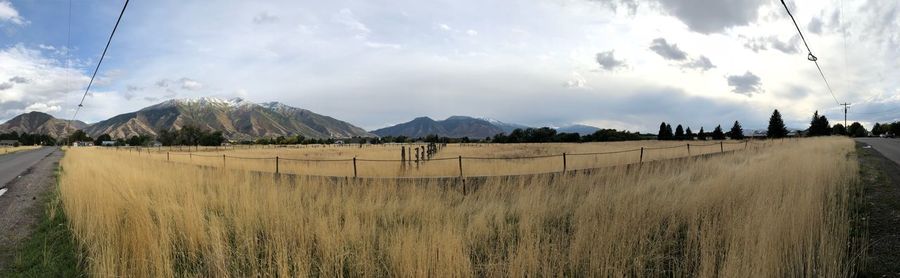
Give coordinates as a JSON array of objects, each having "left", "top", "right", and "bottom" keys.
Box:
[
  {"left": 276, "top": 156, "right": 280, "bottom": 174},
  {"left": 639, "top": 147, "right": 644, "bottom": 164},
  {"left": 353, "top": 157, "right": 358, "bottom": 178},
  {"left": 458, "top": 156, "right": 463, "bottom": 177},
  {"left": 687, "top": 144, "right": 691, "bottom": 156},
  {"left": 720, "top": 141, "right": 724, "bottom": 153},
  {"left": 167, "top": 152, "right": 170, "bottom": 162},
  {"left": 562, "top": 153, "right": 567, "bottom": 173},
  {"left": 223, "top": 154, "right": 226, "bottom": 168}
]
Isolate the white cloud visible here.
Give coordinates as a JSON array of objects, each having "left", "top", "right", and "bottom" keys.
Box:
[{"left": 0, "top": 1, "right": 25, "bottom": 25}]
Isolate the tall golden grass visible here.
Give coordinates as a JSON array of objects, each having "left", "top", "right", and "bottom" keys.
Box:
[
  {"left": 111, "top": 140, "right": 760, "bottom": 177},
  {"left": 59, "top": 137, "right": 861, "bottom": 277},
  {"left": 0, "top": 145, "right": 41, "bottom": 155}
]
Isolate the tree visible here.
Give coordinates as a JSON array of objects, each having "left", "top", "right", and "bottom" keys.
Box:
[
  {"left": 685, "top": 127, "right": 694, "bottom": 140},
  {"left": 729, "top": 121, "right": 744, "bottom": 140},
  {"left": 657, "top": 122, "right": 672, "bottom": 140},
  {"left": 832, "top": 124, "right": 847, "bottom": 136},
  {"left": 697, "top": 127, "right": 706, "bottom": 141},
  {"left": 808, "top": 111, "right": 831, "bottom": 136},
  {"left": 872, "top": 123, "right": 883, "bottom": 136},
  {"left": 674, "top": 124, "right": 684, "bottom": 140},
  {"left": 67, "top": 130, "right": 93, "bottom": 144},
  {"left": 94, "top": 134, "right": 113, "bottom": 146},
  {"left": 848, "top": 122, "right": 868, "bottom": 137},
  {"left": 711, "top": 125, "right": 726, "bottom": 140},
  {"left": 767, "top": 109, "right": 788, "bottom": 138}
]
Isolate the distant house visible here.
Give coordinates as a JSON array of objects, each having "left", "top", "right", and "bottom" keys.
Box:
[
  {"left": 0, "top": 140, "right": 18, "bottom": 147},
  {"left": 151, "top": 141, "right": 163, "bottom": 147},
  {"left": 101, "top": 141, "right": 117, "bottom": 146},
  {"left": 72, "top": 141, "right": 94, "bottom": 147}
]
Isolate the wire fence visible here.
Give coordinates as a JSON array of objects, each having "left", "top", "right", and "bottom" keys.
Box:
[{"left": 103, "top": 138, "right": 794, "bottom": 179}]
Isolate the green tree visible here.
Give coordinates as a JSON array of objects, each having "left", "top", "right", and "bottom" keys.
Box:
[
  {"left": 685, "top": 127, "right": 694, "bottom": 140},
  {"left": 729, "top": 121, "right": 744, "bottom": 140},
  {"left": 697, "top": 127, "right": 706, "bottom": 141},
  {"left": 93, "top": 134, "right": 112, "bottom": 146},
  {"left": 674, "top": 124, "right": 684, "bottom": 140},
  {"left": 848, "top": 122, "right": 868, "bottom": 137},
  {"left": 872, "top": 123, "right": 883, "bottom": 136},
  {"left": 832, "top": 124, "right": 847, "bottom": 136},
  {"left": 711, "top": 125, "right": 726, "bottom": 140},
  {"left": 767, "top": 109, "right": 788, "bottom": 138},
  {"left": 808, "top": 111, "right": 831, "bottom": 136},
  {"left": 67, "top": 130, "right": 93, "bottom": 144}
]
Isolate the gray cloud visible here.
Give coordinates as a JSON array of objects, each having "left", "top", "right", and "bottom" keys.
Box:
[
  {"left": 595, "top": 50, "right": 626, "bottom": 70},
  {"left": 0, "top": 82, "right": 11, "bottom": 90},
  {"left": 8, "top": 76, "right": 27, "bottom": 84},
  {"left": 682, "top": 55, "right": 715, "bottom": 71},
  {"left": 252, "top": 12, "right": 278, "bottom": 24},
  {"left": 655, "top": 0, "right": 765, "bottom": 34},
  {"left": 649, "top": 38, "right": 687, "bottom": 61},
  {"left": 743, "top": 36, "right": 800, "bottom": 54},
  {"left": 727, "top": 71, "right": 763, "bottom": 96},
  {"left": 808, "top": 17, "right": 823, "bottom": 34}
]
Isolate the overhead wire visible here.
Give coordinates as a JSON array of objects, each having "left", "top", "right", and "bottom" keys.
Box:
[
  {"left": 779, "top": 0, "right": 842, "bottom": 106},
  {"left": 63, "top": 0, "right": 130, "bottom": 142}
]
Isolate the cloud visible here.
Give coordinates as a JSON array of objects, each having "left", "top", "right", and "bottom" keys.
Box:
[
  {"left": 466, "top": 29, "right": 478, "bottom": 36},
  {"left": 565, "top": 71, "right": 587, "bottom": 88},
  {"left": 727, "top": 71, "right": 763, "bottom": 96},
  {"left": 649, "top": 38, "right": 687, "bottom": 61},
  {"left": 743, "top": 36, "right": 800, "bottom": 54},
  {"left": 333, "top": 8, "right": 370, "bottom": 38},
  {"left": 0, "top": 82, "right": 10, "bottom": 90},
  {"left": 8, "top": 76, "right": 27, "bottom": 83},
  {"left": 595, "top": 50, "right": 625, "bottom": 70},
  {"left": 178, "top": 78, "right": 203, "bottom": 91},
  {"left": 682, "top": 55, "right": 715, "bottom": 71},
  {"left": 0, "top": 1, "right": 25, "bottom": 25},
  {"left": 654, "top": 0, "right": 764, "bottom": 34},
  {"left": 252, "top": 12, "right": 279, "bottom": 24},
  {"left": 0, "top": 45, "right": 88, "bottom": 120},
  {"left": 808, "top": 17, "right": 823, "bottom": 34}
]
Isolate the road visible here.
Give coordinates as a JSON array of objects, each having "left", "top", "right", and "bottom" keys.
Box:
[
  {"left": 856, "top": 138, "right": 900, "bottom": 165},
  {"left": 0, "top": 147, "right": 56, "bottom": 189},
  {"left": 0, "top": 147, "right": 61, "bottom": 270}
]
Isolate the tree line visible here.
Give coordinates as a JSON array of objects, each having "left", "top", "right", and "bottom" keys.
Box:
[{"left": 0, "top": 131, "right": 57, "bottom": 146}]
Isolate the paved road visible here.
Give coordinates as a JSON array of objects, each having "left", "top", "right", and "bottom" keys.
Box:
[
  {"left": 857, "top": 138, "right": 900, "bottom": 165},
  {"left": 0, "top": 147, "right": 56, "bottom": 189}
]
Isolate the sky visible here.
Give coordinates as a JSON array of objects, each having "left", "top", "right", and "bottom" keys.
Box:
[{"left": 0, "top": 0, "right": 899, "bottom": 133}]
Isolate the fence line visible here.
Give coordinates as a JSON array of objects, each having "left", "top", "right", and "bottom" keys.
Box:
[{"left": 106, "top": 138, "right": 793, "bottom": 179}]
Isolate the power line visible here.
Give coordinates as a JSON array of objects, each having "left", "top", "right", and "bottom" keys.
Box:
[
  {"left": 779, "top": 0, "right": 842, "bottom": 106},
  {"left": 64, "top": 0, "right": 130, "bottom": 143}
]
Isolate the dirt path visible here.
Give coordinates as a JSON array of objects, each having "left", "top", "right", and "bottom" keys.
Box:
[
  {"left": 856, "top": 142, "right": 900, "bottom": 276},
  {"left": 0, "top": 148, "right": 62, "bottom": 270}
]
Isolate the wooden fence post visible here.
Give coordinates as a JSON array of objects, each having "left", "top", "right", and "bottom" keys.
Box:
[
  {"left": 720, "top": 141, "right": 724, "bottom": 153},
  {"left": 275, "top": 156, "right": 280, "bottom": 174},
  {"left": 167, "top": 152, "right": 170, "bottom": 162},
  {"left": 639, "top": 147, "right": 644, "bottom": 164},
  {"left": 458, "top": 156, "right": 463, "bottom": 177},
  {"left": 353, "top": 157, "right": 358, "bottom": 178},
  {"left": 687, "top": 144, "right": 691, "bottom": 156},
  {"left": 562, "top": 153, "right": 567, "bottom": 173},
  {"left": 223, "top": 154, "right": 226, "bottom": 168}
]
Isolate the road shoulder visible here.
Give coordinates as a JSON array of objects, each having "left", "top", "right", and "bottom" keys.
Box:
[{"left": 857, "top": 142, "right": 900, "bottom": 276}]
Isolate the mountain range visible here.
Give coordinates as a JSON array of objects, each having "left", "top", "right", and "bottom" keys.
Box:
[
  {"left": 0, "top": 98, "right": 373, "bottom": 140},
  {"left": 0, "top": 97, "right": 601, "bottom": 140},
  {"left": 371, "top": 116, "right": 601, "bottom": 139}
]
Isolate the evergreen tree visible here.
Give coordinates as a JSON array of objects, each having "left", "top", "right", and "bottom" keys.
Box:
[
  {"left": 685, "top": 127, "right": 694, "bottom": 140},
  {"left": 666, "top": 124, "right": 673, "bottom": 140},
  {"left": 712, "top": 125, "right": 726, "bottom": 140},
  {"left": 767, "top": 109, "right": 788, "bottom": 138},
  {"left": 808, "top": 111, "right": 832, "bottom": 136},
  {"left": 832, "top": 124, "right": 847, "bottom": 136},
  {"left": 675, "top": 124, "right": 685, "bottom": 140},
  {"left": 729, "top": 121, "right": 744, "bottom": 139},
  {"left": 657, "top": 122, "right": 669, "bottom": 140},
  {"left": 698, "top": 127, "right": 706, "bottom": 141}
]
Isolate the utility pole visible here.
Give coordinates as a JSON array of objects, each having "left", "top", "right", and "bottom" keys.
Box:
[{"left": 841, "top": 103, "right": 851, "bottom": 128}]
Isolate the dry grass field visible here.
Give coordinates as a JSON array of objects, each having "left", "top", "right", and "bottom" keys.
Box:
[
  {"left": 112, "top": 140, "right": 762, "bottom": 177},
  {"left": 58, "top": 137, "right": 862, "bottom": 277},
  {"left": 0, "top": 145, "right": 41, "bottom": 155}
]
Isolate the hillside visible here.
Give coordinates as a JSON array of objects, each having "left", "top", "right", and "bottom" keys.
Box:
[
  {"left": 83, "top": 97, "right": 373, "bottom": 140},
  {"left": 0, "top": 111, "right": 87, "bottom": 138},
  {"left": 372, "top": 116, "right": 506, "bottom": 138}
]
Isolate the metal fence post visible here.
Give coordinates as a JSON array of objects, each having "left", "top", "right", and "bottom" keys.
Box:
[
  {"left": 353, "top": 157, "right": 358, "bottom": 178},
  {"left": 562, "top": 153, "right": 567, "bottom": 173},
  {"left": 639, "top": 147, "right": 644, "bottom": 164}
]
